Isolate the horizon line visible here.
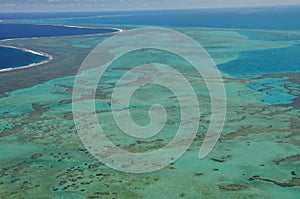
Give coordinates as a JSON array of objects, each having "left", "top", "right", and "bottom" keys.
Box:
[{"left": 1, "top": 4, "right": 300, "bottom": 13}]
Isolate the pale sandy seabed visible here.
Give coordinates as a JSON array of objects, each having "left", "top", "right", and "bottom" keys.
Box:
[{"left": 0, "top": 27, "right": 299, "bottom": 199}]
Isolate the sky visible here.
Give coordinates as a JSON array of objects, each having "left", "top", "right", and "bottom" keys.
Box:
[{"left": 1, "top": 0, "right": 300, "bottom": 12}]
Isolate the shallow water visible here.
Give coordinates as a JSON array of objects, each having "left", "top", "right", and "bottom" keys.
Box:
[
  {"left": 248, "top": 77, "right": 300, "bottom": 105},
  {"left": 0, "top": 12, "right": 300, "bottom": 199},
  {"left": 218, "top": 45, "right": 300, "bottom": 76}
]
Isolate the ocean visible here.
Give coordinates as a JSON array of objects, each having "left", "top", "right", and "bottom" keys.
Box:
[
  {"left": 13, "top": 6, "right": 300, "bottom": 30},
  {"left": 0, "top": 23, "right": 118, "bottom": 70},
  {"left": 0, "top": 24, "right": 118, "bottom": 40},
  {"left": 218, "top": 45, "right": 300, "bottom": 76},
  {"left": 0, "top": 46, "right": 46, "bottom": 70},
  {"left": 1, "top": 6, "right": 300, "bottom": 72},
  {"left": 1, "top": 6, "right": 300, "bottom": 199}
]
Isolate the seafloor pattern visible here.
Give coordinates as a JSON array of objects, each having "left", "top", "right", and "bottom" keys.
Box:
[{"left": 0, "top": 28, "right": 299, "bottom": 198}]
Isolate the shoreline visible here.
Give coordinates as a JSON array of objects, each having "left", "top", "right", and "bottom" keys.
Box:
[
  {"left": 0, "top": 44, "right": 53, "bottom": 73},
  {"left": 0, "top": 26, "right": 124, "bottom": 73},
  {"left": 46, "top": 23, "right": 124, "bottom": 32}
]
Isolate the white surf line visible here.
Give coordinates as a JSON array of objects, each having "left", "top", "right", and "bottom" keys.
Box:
[
  {"left": 35, "top": 23, "right": 125, "bottom": 33},
  {"left": 0, "top": 25, "right": 124, "bottom": 73},
  {"left": 0, "top": 44, "right": 53, "bottom": 73},
  {"left": 57, "top": 24, "right": 125, "bottom": 33},
  {"left": 8, "top": 21, "right": 124, "bottom": 31},
  {"left": 1, "top": 23, "right": 124, "bottom": 37}
]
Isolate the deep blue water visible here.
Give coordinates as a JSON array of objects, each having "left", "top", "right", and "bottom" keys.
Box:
[
  {"left": 32, "top": 6, "right": 300, "bottom": 30},
  {"left": 0, "top": 46, "right": 46, "bottom": 70},
  {"left": 0, "top": 12, "right": 118, "bottom": 20},
  {"left": 0, "top": 24, "right": 118, "bottom": 40},
  {"left": 0, "top": 24, "right": 118, "bottom": 69},
  {"left": 1, "top": 6, "right": 300, "bottom": 71}
]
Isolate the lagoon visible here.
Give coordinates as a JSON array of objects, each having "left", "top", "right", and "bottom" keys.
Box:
[{"left": 0, "top": 23, "right": 119, "bottom": 70}]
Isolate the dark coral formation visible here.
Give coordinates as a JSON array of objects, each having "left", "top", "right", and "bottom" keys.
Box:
[
  {"left": 249, "top": 175, "right": 300, "bottom": 187},
  {"left": 218, "top": 183, "right": 248, "bottom": 191},
  {"left": 273, "top": 154, "right": 300, "bottom": 165}
]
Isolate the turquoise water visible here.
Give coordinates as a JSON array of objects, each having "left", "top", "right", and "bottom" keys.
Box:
[
  {"left": 218, "top": 45, "right": 300, "bottom": 76},
  {"left": 249, "top": 77, "right": 300, "bottom": 105},
  {"left": 217, "top": 43, "right": 300, "bottom": 105},
  {"left": 0, "top": 8, "right": 300, "bottom": 199},
  {"left": 238, "top": 31, "right": 299, "bottom": 42}
]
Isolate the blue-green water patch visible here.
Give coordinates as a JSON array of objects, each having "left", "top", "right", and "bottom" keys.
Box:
[
  {"left": 238, "top": 31, "right": 298, "bottom": 41},
  {"left": 248, "top": 77, "right": 300, "bottom": 105},
  {"left": 218, "top": 45, "right": 300, "bottom": 76}
]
